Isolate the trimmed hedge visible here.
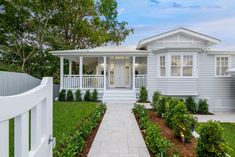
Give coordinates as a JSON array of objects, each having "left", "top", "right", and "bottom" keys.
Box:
[
  {"left": 198, "top": 99, "right": 209, "bottom": 114},
  {"left": 152, "top": 92, "right": 197, "bottom": 143},
  {"left": 196, "top": 120, "right": 231, "bottom": 157},
  {"left": 75, "top": 89, "right": 82, "bottom": 101},
  {"left": 58, "top": 89, "right": 66, "bottom": 101},
  {"left": 66, "top": 90, "right": 74, "bottom": 101},
  {"left": 133, "top": 104, "right": 178, "bottom": 156},
  {"left": 139, "top": 86, "right": 148, "bottom": 102},
  {"left": 185, "top": 97, "right": 197, "bottom": 114},
  {"left": 91, "top": 89, "right": 98, "bottom": 102},
  {"left": 54, "top": 103, "right": 106, "bottom": 157},
  {"left": 84, "top": 90, "right": 91, "bottom": 101}
]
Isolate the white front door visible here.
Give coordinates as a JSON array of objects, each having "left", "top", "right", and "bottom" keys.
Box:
[
  {"left": 114, "top": 59, "right": 126, "bottom": 87},
  {"left": 109, "top": 57, "right": 130, "bottom": 88}
]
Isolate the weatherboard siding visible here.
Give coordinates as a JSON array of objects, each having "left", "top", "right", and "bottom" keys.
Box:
[{"left": 198, "top": 53, "right": 235, "bottom": 111}]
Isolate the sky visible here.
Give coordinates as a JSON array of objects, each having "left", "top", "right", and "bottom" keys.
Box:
[{"left": 116, "top": 0, "right": 235, "bottom": 50}]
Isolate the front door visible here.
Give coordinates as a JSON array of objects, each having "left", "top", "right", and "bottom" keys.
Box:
[
  {"left": 109, "top": 57, "right": 130, "bottom": 88},
  {"left": 114, "top": 59, "right": 126, "bottom": 87}
]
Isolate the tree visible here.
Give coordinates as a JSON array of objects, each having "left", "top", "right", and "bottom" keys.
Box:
[{"left": 0, "top": 0, "right": 133, "bottom": 79}]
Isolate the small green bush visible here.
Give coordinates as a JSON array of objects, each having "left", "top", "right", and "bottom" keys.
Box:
[
  {"left": 145, "top": 123, "right": 172, "bottom": 156},
  {"left": 198, "top": 99, "right": 209, "bottom": 114},
  {"left": 196, "top": 121, "right": 231, "bottom": 157},
  {"left": 58, "top": 89, "right": 66, "bottom": 101},
  {"left": 133, "top": 104, "right": 150, "bottom": 129},
  {"left": 185, "top": 97, "right": 197, "bottom": 114},
  {"left": 165, "top": 98, "right": 186, "bottom": 128},
  {"left": 139, "top": 86, "right": 148, "bottom": 102},
  {"left": 155, "top": 96, "right": 170, "bottom": 117},
  {"left": 83, "top": 90, "right": 91, "bottom": 101},
  {"left": 171, "top": 114, "right": 194, "bottom": 143},
  {"left": 75, "top": 89, "right": 82, "bottom": 101},
  {"left": 152, "top": 91, "right": 161, "bottom": 104},
  {"left": 91, "top": 89, "right": 98, "bottom": 102},
  {"left": 66, "top": 90, "right": 74, "bottom": 101}
]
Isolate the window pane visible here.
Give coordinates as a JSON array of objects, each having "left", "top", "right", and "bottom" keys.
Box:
[
  {"left": 183, "top": 67, "right": 192, "bottom": 76},
  {"left": 171, "top": 56, "right": 180, "bottom": 66},
  {"left": 171, "top": 67, "right": 180, "bottom": 76},
  {"left": 221, "top": 67, "right": 228, "bottom": 75},
  {"left": 160, "top": 67, "right": 166, "bottom": 76},
  {"left": 216, "top": 57, "right": 229, "bottom": 76},
  {"left": 216, "top": 67, "right": 221, "bottom": 76},
  {"left": 183, "top": 56, "right": 193, "bottom": 66}
]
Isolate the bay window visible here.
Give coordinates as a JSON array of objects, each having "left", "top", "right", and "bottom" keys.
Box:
[
  {"left": 171, "top": 55, "right": 181, "bottom": 76},
  {"left": 160, "top": 56, "right": 166, "bottom": 76},
  {"left": 183, "top": 55, "right": 193, "bottom": 76},
  {"left": 216, "top": 56, "right": 230, "bottom": 76}
]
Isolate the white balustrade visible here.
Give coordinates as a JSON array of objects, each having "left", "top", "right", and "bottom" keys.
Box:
[
  {"left": 0, "top": 77, "right": 53, "bottom": 157},
  {"left": 135, "top": 75, "right": 147, "bottom": 88},
  {"left": 82, "top": 75, "right": 104, "bottom": 89},
  {"left": 63, "top": 75, "right": 80, "bottom": 89}
]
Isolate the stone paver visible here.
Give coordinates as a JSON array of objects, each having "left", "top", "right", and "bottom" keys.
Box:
[
  {"left": 196, "top": 111, "right": 235, "bottom": 122},
  {"left": 88, "top": 103, "right": 150, "bottom": 157}
]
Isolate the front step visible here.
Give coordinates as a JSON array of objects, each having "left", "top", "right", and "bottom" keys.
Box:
[{"left": 103, "top": 90, "right": 137, "bottom": 103}]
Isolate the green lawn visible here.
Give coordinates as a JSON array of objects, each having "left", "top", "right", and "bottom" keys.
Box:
[
  {"left": 9, "top": 101, "right": 98, "bottom": 156},
  {"left": 197, "top": 123, "right": 235, "bottom": 156},
  {"left": 0, "top": 61, "right": 22, "bottom": 72}
]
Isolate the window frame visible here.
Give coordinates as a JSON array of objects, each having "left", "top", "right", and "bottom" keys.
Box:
[
  {"left": 215, "top": 55, "right": 231, "bottom": 77},
  {"left": 159, "top": 55, "right": 166, "bottom": 77}
]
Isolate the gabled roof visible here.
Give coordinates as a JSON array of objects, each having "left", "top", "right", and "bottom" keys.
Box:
[{"left": 137, "top": 27, "right": 221, "bottom": 49}]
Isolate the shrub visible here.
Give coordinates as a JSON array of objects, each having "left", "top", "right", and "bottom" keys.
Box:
[
  {"left": 139, "top": 86, "right": 148, "bottom": 102},
  {"left": 75, "top": 89, "right": 82, "bottom": 101},
  {"left": 155, "top": 96, "right": 170, "bottom": 117},
  {"left": 185, "top": 97, "right": 197, "bottom": 114},
  {"left": 152, "top": 91, "right": 161, "bottom": 104},
  {"left": 66, "top": 90, "right": 74, "bottom": 101},
  {"left": 83, "top": 90, "right": 91, "bottom": 101},
  {"left": 196, "top": 121, "right": 231, "bottom": 157},
  {"left": 198, "top": 99, "right": 209, "bottom": 114},
  {"left": 133, "top": 104, "right": 150, "bottom": 129},
  {"left": 91, "top": 89, "right": 98, "bottom": 102},
  {"left": 145, "top": 123, "right": 172, "bottom": 156},
  {"left": 58, "top": 89, "right": 66, "bottom": 101},
  {"left": 171, "top": 114, "right": 194, "bottom": 143},
  {"left": 164, "top": 98, "right": 186, "bottom": 128}
]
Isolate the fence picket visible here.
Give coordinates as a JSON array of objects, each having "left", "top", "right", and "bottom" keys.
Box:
[{"left": 0, "top": 120, "right": 9, "bottom": 157}]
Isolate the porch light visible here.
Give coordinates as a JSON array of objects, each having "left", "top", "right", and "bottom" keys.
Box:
[{"left": 135, "top": 63, "right": 139, "bottom": 67}]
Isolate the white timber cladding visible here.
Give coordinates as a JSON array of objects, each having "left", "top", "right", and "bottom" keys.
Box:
[{"left": 0, "top": 77, "right": 53, "bottom": 157}]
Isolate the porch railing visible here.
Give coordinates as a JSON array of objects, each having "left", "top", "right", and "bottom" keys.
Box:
[
  {"left": 135, "top": 75, "right": 147, "bottom": 88},
  {"left": 63, "top": 75, "right": 80, "bottom": 89},
  {"left": 82, "top": 75, "right": 104, "bottom": 89}
]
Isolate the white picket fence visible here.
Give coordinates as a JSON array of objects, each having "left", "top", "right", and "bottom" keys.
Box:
[{"left": 0, "top": 77, "right": 54, "bottom": 157}]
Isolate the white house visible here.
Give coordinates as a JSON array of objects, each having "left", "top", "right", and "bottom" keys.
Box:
[{"left": 51, "top": 27, "right": 235, "bottom": 112}]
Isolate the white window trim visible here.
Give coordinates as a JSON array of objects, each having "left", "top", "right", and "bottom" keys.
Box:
[
  {"left": 159, "top": 55, "right": 166, "bottom": 77},
  {"left": 157, "top": 52, "right": 198, "bottom": 78},
  {"left": 169, "top": 52, "right": 198, "bottom": 78},
  {"left": 214, "top": 55, "right": 231, "bottom": 78}
]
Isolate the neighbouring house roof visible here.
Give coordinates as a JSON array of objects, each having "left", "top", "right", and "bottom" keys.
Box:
[{"left": 137, "top": 27, "right": 221, "bottom": 49}]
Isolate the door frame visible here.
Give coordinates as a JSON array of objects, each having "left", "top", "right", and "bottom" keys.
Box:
[{"left": 108, "top": 57, "right": 131, "bottom": 88}]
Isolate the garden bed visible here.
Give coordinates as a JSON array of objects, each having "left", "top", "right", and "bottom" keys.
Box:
[
  {"left": 79, "top": 115, "right": 102, "bottom": 157},
  {"left": 148, "top": 110, "right": 196, "bottom": 157}
]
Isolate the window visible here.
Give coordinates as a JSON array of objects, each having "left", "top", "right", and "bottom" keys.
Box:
[
  {"left": 216, "top": 56, "right": 230, "bottom": 76},
  {"left": 160, "top": 56, "right": 166, "bottom": 76},
  {"left": 183, "top": 56, "right": 193, "bottom": 76},
  {"left": 171, "top": 55, "right": 181, "bottom": 76}
]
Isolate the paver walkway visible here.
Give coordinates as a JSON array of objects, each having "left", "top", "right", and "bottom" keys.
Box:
[
  {"left": 196, "top": 111, "right": 235, "bottom": 122},
  {"left": 88, "top": 103, "right": 150, "bottom": 157}
]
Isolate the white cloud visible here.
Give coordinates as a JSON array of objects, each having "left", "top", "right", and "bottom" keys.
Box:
[{"left": 118, "top": 7, "right": 126, "bottom": 15}]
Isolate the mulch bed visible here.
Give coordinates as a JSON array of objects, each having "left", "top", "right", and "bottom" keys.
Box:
[
  {"left": 148, "top": 110, "right": 196, "bottom": 157},
  {"left": 78, "top": 114, "right": 104, "bottom": 157}
]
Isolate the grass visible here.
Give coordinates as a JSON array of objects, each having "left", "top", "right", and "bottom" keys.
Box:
[
  {"left": 197, "top": 122, "right": 235, "bottom": 156},
  {"left": 0, "top": 61, "right": 22, "bottom": 72},
  {"left": 9, "top": 101, "right": 98, "bottom": 157}
]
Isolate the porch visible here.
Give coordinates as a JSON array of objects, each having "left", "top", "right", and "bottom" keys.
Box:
[{"left": 60, "top": 56, "right": 147, "bottom": 91}]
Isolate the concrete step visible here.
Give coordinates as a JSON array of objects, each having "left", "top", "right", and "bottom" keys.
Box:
[{"left": 103, "top": 89, "right": 136, "bottom": 103}]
